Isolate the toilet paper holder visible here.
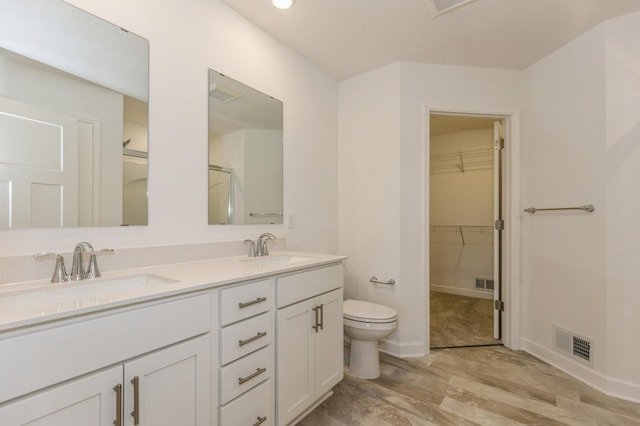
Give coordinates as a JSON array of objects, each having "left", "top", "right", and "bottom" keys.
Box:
[{"left": 369, "top": 276, "right": 396, "bottom": 286}]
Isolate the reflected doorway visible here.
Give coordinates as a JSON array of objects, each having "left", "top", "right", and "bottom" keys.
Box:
[{"left": 208, "top": 165, "right": 233, "bottom": 224}]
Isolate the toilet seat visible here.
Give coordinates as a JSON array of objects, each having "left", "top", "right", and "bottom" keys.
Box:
[{"left": 343, "top": 299, "right": 397, "bottom": 324}]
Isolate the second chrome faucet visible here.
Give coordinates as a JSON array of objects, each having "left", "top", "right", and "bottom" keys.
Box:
[{"left": 244, "top": 233, "right": 276, "bottom": 257}]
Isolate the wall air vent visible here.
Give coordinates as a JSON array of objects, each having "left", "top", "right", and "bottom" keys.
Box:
[
  {"left": 209, "top": 83, "right": 244, "bottom": 104},
  {"left": 553, "top": 325, "right": 594, "bottom": 367},
  {"left": 474, "top": 277, "right": 493, "bottom": 291},
  {"left": 423, "top": 0, "right": 478, "bottom": 18}
]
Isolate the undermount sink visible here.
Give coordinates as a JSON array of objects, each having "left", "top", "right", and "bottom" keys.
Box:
[
  {"left": 0, "top": 274, "right": 177, "bottom": 318},
  {"left": 242, "top": 254, "right": 314, "bottom": 265}
]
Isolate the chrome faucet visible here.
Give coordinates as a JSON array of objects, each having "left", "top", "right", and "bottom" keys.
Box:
[
  {"left": 257, "top": 233, "right": 276, "bottom": 257},
  {"left": 34, "top": 242, "right": 114, "bottom": 283},
  {"left": 70, "top": 242, "right": 94, "bottom": 281}
]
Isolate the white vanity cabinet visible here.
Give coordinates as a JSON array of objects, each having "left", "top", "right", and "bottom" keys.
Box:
[
  {"left": 276, "top": 265, "right": 344, "bottom": 425},
  {"left": 217, "top": 278, "right": 275, "bottom": 426},
  {"left": 0, "top": 294, "right": 211, "bottom": 426}
]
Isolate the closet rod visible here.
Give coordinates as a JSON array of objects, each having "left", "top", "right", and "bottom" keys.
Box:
[{"left": 523, "top": 204, "right": 595, "bottom": 214}]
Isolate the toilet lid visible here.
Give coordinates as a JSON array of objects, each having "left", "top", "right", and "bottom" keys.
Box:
[{"left": 343, "top": 299, "right": 397, "bottom": 323}]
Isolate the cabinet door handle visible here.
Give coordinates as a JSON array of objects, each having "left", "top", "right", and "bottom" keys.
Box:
[
  {"left": 312, "top": 305, "right": 320, "bottom": 332},
  {"left": 113, "top": 383, "right": 122, "bottom": 426},
  {"left": 253, "top": 416, "right": 267, "bottom": 426},
  {"left": 238, "top": 367, "right": 267, "bottom": 385},
  {"left": 239, "top": 331, "right": 267, "bottom": 346},
  {"left": 239, "top": 296, "right": 267, "bottom": 309},
  {"left": 318, "top": 303, "right": 324, "bottom": 331},
  {"left": 131, "top": 376, "right": 140, "bottom": 425}
]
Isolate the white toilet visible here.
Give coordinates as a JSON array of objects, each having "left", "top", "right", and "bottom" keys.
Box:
[{"left": 343, "top": 299, "right": 398, "bottom": 379}]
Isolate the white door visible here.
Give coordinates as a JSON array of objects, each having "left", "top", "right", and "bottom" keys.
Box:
[
  {"left": 493, "top": 120, "right": 504, "bottom": 340},
  {"left": 0, "top": 366, "right": 122, "bottom": 426},
  {"left": 123, "top": 335, "right": 210, "bottom": 426},
  {"left": 0, "top": 97, "right": 79, "bottom": 227},
  {"left": 276, "top": 298, "right": 316, "bottom": 425},
  {"left": 314, "top": 289, "right": 343, "bottom": 397}
]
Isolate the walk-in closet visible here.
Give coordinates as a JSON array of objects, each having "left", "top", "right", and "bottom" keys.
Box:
[{"left": 429, "top": 114, "right": 502, "bottom": 349}]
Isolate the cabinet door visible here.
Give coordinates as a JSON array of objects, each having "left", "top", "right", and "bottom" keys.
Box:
[
  {"left": 124, "top": 335, "right": 210, "bottom": 426},
  {"left": 315, "top": 289, "right": 343, "bottom": 398},
  {"left": 0, "top": 366, "right": 122, "bottom": 426},
  {"left": 276, "top": 298, "right": 316, "bottom": 425}
]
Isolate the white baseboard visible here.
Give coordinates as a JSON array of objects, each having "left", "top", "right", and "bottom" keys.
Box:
[
  {"left": 378, "top": 339, "right": 427, "bottom": 358},
  {"left": 430, "top": 284, "right": 493, "bottom": 300},
  {"left": 521, "top": 338, "right": 640, "bottom": 404}
]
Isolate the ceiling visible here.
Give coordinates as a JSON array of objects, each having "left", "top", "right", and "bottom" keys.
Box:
[{"left": 221, "top": 0, "right": 640, "bottom": 81}]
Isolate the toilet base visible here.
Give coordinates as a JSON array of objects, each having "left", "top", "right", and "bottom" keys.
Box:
[{"left": 348, "top": 340, "right": 381, "bottom": 379}]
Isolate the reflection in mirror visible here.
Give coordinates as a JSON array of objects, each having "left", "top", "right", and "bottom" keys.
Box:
[
  {"left": 208, "top": 70, "right": 283, "bottom": 225},
  {"left": 0, "top": 0, "right": 149, "bottom": 228}
]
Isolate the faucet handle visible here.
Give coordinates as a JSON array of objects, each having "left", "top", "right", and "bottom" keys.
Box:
[
  {"left": 34, "top": 252, "right": 68, "bottom": 284},
  {"left": 244, "top": 239, "right": 256, "bottom": 257},
  {"left": 87, "top": 249, "right": 114, "bottom": 279}
]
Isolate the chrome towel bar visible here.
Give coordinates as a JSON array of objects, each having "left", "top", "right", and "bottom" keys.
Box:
[
  {"left": 524, "top": 204, "right": 595, "bottom": 214},
  {"left": 369, "top": 276, "right": 396, "bottom": 286}
]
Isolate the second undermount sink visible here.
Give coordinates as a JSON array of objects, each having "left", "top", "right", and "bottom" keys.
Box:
[
  {"left": 242, "top": 253, "right": 314, "bottom": 265},
  {"left": 0, "top": 274, "right": 177, "bottom": 318}
]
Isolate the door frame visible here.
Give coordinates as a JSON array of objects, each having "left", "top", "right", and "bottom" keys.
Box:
[{"left": 425, "top": 107, "right": 521, "bottom": 351}]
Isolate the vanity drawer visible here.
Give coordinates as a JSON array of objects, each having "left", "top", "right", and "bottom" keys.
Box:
[
  {"left": 220, "top": 345, "right": 272, "bottom": 405},
  {"left": 220, "top": 379, "right": 273, "bottom": 426},
  {"left": 277, "top": 264, "right": 344, "bottom": 308},
  {"left": 220, "top": 312, "right": 272, "bottom": 365},
  {"left": 220, "top": 279, "right": 272, "bottom": 326}
]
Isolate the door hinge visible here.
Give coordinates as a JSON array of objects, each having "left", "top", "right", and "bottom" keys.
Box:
[
  {"left": 494, "top": 137, "right": 504, "bottom": 150},
  {"left": 494, "top": 219, "right": 504, "bottom": 231},
  {"left": 494, "top": 300, "right": 505, "bottom": 311}
]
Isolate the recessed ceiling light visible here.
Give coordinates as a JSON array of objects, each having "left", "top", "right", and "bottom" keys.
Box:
[{"left": 272, "top": 0, "right": 295, "bottom": 10}]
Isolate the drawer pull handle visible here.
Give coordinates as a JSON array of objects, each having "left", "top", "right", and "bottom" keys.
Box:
[
  {"left": 113, "top": 383, "right": 122, "bottom": 426},
  {"left": 238, "top": 367, "right": 267, "bottom": 385},
  {"left": 311, "top": 306, "right": 320, "bottom": 333},
  {"left": 131, "top": 376, "right": 140, "bottom": 425},
  {"left": 239, "top": 331, "right": 267, "bottom": 346},
  {"left": 239, "top": 297, "right": 267, "bottom": 309},
  {"left": 318, "top": 303, "right": 324, "bottom": 331},
  {"left": 253, "top": 416, "right": 267, "bottom": 426}
]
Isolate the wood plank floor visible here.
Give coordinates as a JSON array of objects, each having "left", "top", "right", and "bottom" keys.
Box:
[{"left": 298, "top": 346, "right": 640, "bottom": 425}]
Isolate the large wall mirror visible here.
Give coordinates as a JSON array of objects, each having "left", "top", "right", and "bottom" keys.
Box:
[
  {"left": 0, "top": 0, "right": 149, "bottom": 228},
  {"left": 208, "top": 70, "right": 283, "bottom": 225}
]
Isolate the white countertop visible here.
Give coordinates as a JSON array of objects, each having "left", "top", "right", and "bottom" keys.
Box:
[{"left": 0, "top": 251, "right": 346, "bottom": 332}]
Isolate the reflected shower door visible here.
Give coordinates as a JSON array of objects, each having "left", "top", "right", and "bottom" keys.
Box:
[
  {"left": 209, "top": 166, "right": 232, "bottom": 224},
  {"left": 123, "top": 153, "right": 148, "bottom": 226}
]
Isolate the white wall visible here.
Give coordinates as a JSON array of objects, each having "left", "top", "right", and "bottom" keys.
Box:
[
  {"left": 339, "top": 62, "right": 521, "bottom": 357},
  {"left": 521, "top": 11, "right": 640, "bottom": 401},
  {"left": 0, "top": 0, "right": 339, "bottom": 258},
  {"left": 604, "top": 12, "right": 640, "bottom": 398}
]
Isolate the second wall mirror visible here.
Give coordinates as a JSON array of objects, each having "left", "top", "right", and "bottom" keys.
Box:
[{"left": 208, "top": 70, "right": 283, "bottom": 225}]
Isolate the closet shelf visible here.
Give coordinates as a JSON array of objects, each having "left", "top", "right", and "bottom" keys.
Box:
[
  {"left": 430, "top": 224, "right": 493, "bottom": 245},
  {"left": 430, "top": 144, "right": 494, "bottom": 174}
]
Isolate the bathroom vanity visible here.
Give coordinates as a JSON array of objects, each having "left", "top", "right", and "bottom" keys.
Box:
[{"left": 0, "top": 251, "right": 345, "bottom": 426}]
